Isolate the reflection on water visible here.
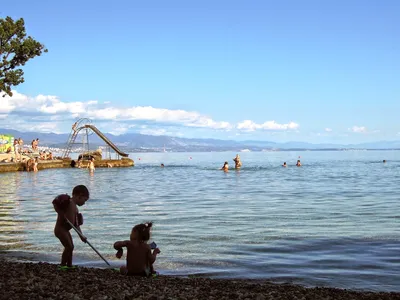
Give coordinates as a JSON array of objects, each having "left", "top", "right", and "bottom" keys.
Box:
[{"left": 0, "top": 151, "right": 399, "bottom": 292}]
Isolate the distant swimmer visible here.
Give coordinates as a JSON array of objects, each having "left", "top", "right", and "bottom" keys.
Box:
[
  {"left": 282, "top": 162, "right": 287, "bottom": 167},
  {"left": 33, "top": 157, "right": 39, "bottom": 172},
  {"left": 221, "top": 161, "right": 229, "bottom": 172},
  {"left": 296, "top": 160, "right": 302, "bottom": 167},
  {"left": 383, "top": 160, "right": 386, "bottom": 163},
  {"left": 87, "top": 157, "right": 95, "bottom": 172},
  {"left": 160, "top": 163, "right": 164, "bottom": 167},
  {"left": 77, "top": 157, "right": 82, "bottom": 168},
  {"left": 233, "top": 154, "right": 242, "bottom": 169}
]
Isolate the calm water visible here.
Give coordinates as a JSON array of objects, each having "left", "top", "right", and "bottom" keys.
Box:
[{"left": 0, "top": 151, "right": 399, "bottom": 292}]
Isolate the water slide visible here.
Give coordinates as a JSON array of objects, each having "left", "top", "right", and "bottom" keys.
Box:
[{"left": 83, "top": 125, "right": 129, "bottom": 157}]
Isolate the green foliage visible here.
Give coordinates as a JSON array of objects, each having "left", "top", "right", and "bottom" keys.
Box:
[{"left": 0, "top": 16, "right": 48, "bottom": 97}]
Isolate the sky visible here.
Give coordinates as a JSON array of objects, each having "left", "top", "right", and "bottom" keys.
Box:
[{"left": 0, "top": 0, "right": 399, "bottom": 144}]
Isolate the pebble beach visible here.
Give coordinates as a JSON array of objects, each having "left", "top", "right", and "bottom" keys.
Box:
[{"left": 1, "top": 260, "right": 399, "bottom": 300}]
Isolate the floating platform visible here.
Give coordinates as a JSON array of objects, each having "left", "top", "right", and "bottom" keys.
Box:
[
  {"left": 0, "top": 157, "right": 134, "bottom": 173},
  {"left": 0, "top": 119, "right": 135, "bottom": 174}
]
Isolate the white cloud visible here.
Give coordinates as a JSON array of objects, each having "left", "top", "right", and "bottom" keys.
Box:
[
  {"left": 0, "top": 90, "right": 94, "bottom": 115},
  {"left": 0, "top": 90, "right": 300, "bottom": 136},
  {"left": 0, "top": 99, "right": 15, "bottom": 114},
  {"left": 325, "top": 128, "right": 332, "bottom": 132},
  {"left": 349, "top": 126, "right": 367, "bottom": 133},
  {"left": 347, "top": 126, "right": 381, "bottom": 134},
  {"left": 139, "top": 128, "right": 168, "bottom": 136},
  {"left": 27, "top": 122, "right": 61, "bottom": 133},
  {"left": 139, "top": 128, "right": 184, "bottom": 137},
  {"left": 2, "top": 90, "right": 229, "bottom": 129},
  {"left": 187, "top": 117, "right": 232, "bottom": 130},
  {"left": 107, "top": 126, "right": 129, "bottom": 136},
  {"left": 236, "top": 120, "right": 299, "bottom": 132},
  {"left": 95, "top": 122, "right": 137, "bottom": 136},
  {"left": 88, "top": 107, "right": 121, "bottom": 120}
]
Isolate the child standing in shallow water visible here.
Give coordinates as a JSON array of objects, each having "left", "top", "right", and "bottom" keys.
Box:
[
  {"left": 33, "top": 157, "right": 39, "bottom": 172},
  {"left": 114, "top": 222, "right": 160, "bottom": 276},
  {"left": 53, "top": 185, "right": 89, "bottom": 267},
  {"left": 87, "top": 157, "right": 95, "bottom": 172}
]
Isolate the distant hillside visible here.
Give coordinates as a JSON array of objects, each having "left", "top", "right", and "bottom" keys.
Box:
[{"left": 1, "top": 128, "right": 400, "bottom": 152}]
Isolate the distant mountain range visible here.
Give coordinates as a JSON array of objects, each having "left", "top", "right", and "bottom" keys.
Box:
[{"left": 1, "top": 128, "right": 400, "bottom": 152}]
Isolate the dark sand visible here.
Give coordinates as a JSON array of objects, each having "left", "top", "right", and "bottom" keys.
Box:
[{"left": 1, "top": 260, "right": 399, "bottom": 300}]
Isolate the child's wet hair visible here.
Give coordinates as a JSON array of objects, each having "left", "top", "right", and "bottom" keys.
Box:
[
  {"left": 72, "top": 185, "right": 90, "bottom": 198},
  {"left": 131, "top": 222, "right": 153, "bottom": 242}
]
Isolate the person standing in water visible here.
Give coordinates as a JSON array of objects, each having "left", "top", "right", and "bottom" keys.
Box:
[
  {"left": 87, "top": 157, "right": 95, "bottom": 172},
  {"left": 33, "top": 157, "right": 39, "bottom": 172},
  {"left": 233, "top": 154, "right": 242, "bottom": 169}
]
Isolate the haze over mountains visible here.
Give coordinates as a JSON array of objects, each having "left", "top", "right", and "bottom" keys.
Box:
[{"left": 1, "top": 128, "right": 400, "bottom": 152}]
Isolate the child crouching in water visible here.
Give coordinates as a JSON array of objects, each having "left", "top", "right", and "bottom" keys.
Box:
[{"left": 114, "top": 222, "right": 160, "bottom": 276}]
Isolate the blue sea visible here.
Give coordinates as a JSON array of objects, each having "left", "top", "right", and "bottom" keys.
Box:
[{"left": 0, "top": 151, "right": 399, "bottom": 292}]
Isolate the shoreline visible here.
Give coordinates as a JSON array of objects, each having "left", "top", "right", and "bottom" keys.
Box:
[
  {"left": 0, "top": 259, "right": 399, "bottom": 299},
  {"left": 0, "top": 156, "right": 134, "bottom": 173}
]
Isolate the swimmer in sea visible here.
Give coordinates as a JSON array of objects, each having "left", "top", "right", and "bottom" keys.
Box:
[
  {"left": 221, "top": 161, "right": 229, "bottom": 172},
  {"left": 233, "top": 154, "right": 242, "bottom": 169},
  {"left": 282, "top": 162, "right": 287, "bottom": 167}
]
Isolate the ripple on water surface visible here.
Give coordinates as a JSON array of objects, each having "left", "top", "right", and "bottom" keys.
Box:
[{"left": 0, "top": 151, "right": 399, "bottom": 292}]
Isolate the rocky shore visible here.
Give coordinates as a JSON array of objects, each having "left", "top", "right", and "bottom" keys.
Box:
[{"left": 1, "top": 260, "right": 399, "bottom": 300}]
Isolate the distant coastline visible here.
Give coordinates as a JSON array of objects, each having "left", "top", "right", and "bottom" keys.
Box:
[
  {"left": 127, "top": 148, "right": 400, "bottom": 153},
  {"left": 1, "top": 128, "right": 400, "bottom": 153},
  {"left": 54, "top": 147, "right": 400, "bottom": 153}
]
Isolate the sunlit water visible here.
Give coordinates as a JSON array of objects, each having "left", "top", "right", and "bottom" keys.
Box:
[{"left": 0, "top": 151, "right": 399, "bottom": 292}]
